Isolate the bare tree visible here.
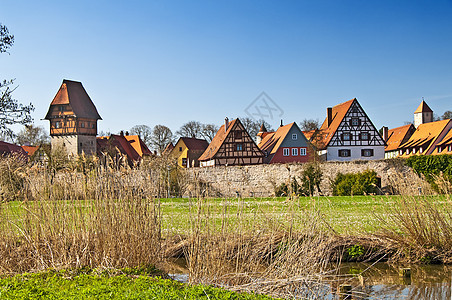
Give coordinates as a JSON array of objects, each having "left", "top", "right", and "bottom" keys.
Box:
[
  {"left": 176, "top": 121, "right": 203, "bottom": 138},
  {"left": 240, "top": 117, "right": 274, "bottom": 141},
  {"left": 0, "top": 24, "right": 34, "bottom": 139},
  {"left": 130, "top": 124, "right": 152, "bottom": 147},
  {"left": 441, "top": 111, "right": 452, "bottom": 120},
  {"left": 201, "top": 123, "right": 219, "bottom": 142},
  {"left": 16, "top": 124, "right": 50, "bottom": 146},
  {"left": 299, "top": 118, "right": 321, "bottom": 131},
  {"left": 150, "top": 125, "right": 173, "bottom": 154}
]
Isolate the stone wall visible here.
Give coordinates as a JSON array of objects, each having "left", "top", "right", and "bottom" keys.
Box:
[{"left": 186, "top": 159, "right": 430, "bottom": 197}]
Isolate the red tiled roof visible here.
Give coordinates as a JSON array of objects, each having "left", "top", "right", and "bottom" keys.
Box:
[
  {"left": 124, "top": 135, "right": 152, "bottom": 157},
  {"left": 45, "top": 79, "right": 102, "bottom": 120},
  {"left": 180, "top": 137, "right": 209, "bottom": 151},
  {"left": 258, "top": 123, "right": 296, "bottom": 155},
  {"left": 385, "top": 124, "right": 415, "bottom": 152},
  {"left": 199, "top": 119, "right": 238, "bottom": 161},
  {"left": 316, "top": 98, "right": 355, "bottom": 149},
  {"left": 21, "top": 145, "right": 40, "bottom": 157},
  {"left": 436, "top": 127, "right": 452, "bottom": 146},
  {"left": 399, "top": 119, "right": 452, "bottom": 156},
  {"left": 414, "top": 100, "right": 433, "bottom": 113}
]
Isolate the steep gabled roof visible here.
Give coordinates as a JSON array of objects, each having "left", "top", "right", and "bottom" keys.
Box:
[
  {"left": 180, "top": 137, "right": 209, "bottom": 151},
  {"left": 258, "top": 123, "right": 299, "bottom": 155},
  {"left": 124, "top": 135, "right": 152, "bottom": 157},
  {"left": 199, "top": 119, "right": 238, "bottom": 161},
  {"left": 315, "top": 98, "right": 355, "bottom": 149},
  {"left": 45, "top": 79, "right": 102, "bottom": 120},
  {"left": 385, "top": 124, "right": 415, "bottom": 152},
  {"left": 414, "top": 100, "right": 433, "bottom": 113},
  {"left": 436, "top": 127, "right": 452, "bottom": 147},
  {"left": 399, "top": 119, "right": 452, "bottom": 154}
]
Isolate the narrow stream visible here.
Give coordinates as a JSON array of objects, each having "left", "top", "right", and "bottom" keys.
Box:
[{"left": 164, "top": 259, "right": 452, "bottom": 299}]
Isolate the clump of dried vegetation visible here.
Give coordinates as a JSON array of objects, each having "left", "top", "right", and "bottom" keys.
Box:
[{"left": 0, "top": 152, "right": 452, "bottom": 299}]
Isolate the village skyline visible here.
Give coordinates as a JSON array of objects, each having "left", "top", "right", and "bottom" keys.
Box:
[{"left": 2, "top": 1, "right": 452, "bottom": 135}]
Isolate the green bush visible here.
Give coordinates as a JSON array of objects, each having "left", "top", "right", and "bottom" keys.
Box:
[
  {"left": 332, "top": 170, "right": 379, "bottom": 196},
  {"left": 405, "top": 154, "right": 452, "bottom": 192},
  {"left": 300, "top": 163, "right": 322, "bottom": 196}
]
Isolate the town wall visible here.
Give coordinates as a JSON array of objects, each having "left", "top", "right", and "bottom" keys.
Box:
[{"left": 186, "top": 159, "right": 430, "bottom": 197}]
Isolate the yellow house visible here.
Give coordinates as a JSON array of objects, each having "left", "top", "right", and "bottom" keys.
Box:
[{"left": 171, "top": 137, "right": 209, "bottom": 168}]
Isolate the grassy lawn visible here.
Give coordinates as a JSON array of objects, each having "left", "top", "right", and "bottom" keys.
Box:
[
  {"left": 159, "top": 195, "right": 451, "bottom": 234},
  {"left": 0, "top": 271, "right": 274, "bottom": 300},
  {"left": 2, "top": 195, "right": 450, "bottom": 236}
]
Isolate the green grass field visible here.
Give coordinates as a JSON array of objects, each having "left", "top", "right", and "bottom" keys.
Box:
[
  {"left": 3, "top": 195, "right": 450, "bottom": 235},
  {"left": 158, "top": 195, "right": 451, "bottom": 234}
]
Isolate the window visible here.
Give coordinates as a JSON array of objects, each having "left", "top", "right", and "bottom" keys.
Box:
[
  {"left": 360, "top": 132, "right": 369, "bottom": 140},
  {"left": 292, "top": 134, "right": 297, "bottom": 140},
  {"left": 236, "top": 143, "right": 243, "bottom": 151},
  {"left": 55, "top": 121, "right": 60, "bottom": 128},
  {"left": 59, "top": 105, "right": 65, "bottom": 112},
  {"left": 300, "top": 148, "right": 307, "bottom": 156},
  {"left": 92, "top": 123, "right": 95, "bottom": 129},
  {"left": 80, "top": 142, "right": 83, "bottom": 147},
  {"left": 412, "top": 148, "right": 416, "bottom": 154},
  {"left": 361, "top": 149, "right": 374, "bottom": 157},
  {"left": 342, "top": 133, "right": 351, "bottom": 141},
  {"left": 448, "top": 145, "right": 452, "bottom": 152},
  {"left": 80, "top": 122, "right": 85, "bottom": 128},
  {"left": 283, "top": 148, "right": 290, "bottom": 156},
  {"left": 406, "top": 149, "right": 410, "bottom": 155},
  {"left": 235, "top": 130, "right": 242, "bottom": 139},
  {"left": 420, "top": 147, "right": 423, "bottom": 153},
  {"left": 338, "top": 149, "right": 351, "bottom": 157},
  {"left": 350, "top": 118, "right": 360, "bottom": 126},
  {"left": 292, "top": 148, "right": 298, "bottom": 156},
  {"left": 182, "top": 158, "right": 187, "bottom": 166},
  {"left": 400, "top": 149, "right": 404, "bottom": 155},
  {"left": 179, "top": 147, "right": 182, "bottom": 152}
]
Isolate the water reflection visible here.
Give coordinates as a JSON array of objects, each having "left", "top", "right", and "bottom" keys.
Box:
[{"left": 162, "top": 259, "right": 452, "bottom": 299}]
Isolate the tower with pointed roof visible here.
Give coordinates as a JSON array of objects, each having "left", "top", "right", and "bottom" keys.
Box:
[
  {"left": 414, "top": 100, "right": 433, "bottom": 128},
  {"left": 45, "top": 80, "right": 102, "bottom": 156},
  {"left": 256, "top": 123, "right": 268, "bottom": 145}
]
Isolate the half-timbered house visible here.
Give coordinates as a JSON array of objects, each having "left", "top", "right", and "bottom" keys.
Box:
[
  {"left": 314, "top": 98, "right": 385, "bottom": 161},
  {"left": 258, "top": 122, "right": 313, "bottom": 164},
  {"left": 45, "top": 80, "right": 101, "bottom": 156},
  {"left": 198, "top": 118, "right": 264, "bottom": 167}
]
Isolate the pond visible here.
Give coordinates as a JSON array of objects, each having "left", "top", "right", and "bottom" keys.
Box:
[{"left": 165, "top": 259, "right": 452, "bottom": 299}]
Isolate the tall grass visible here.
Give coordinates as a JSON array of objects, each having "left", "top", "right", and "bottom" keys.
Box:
[
  {"left": 375, "top": 194, "right": 452, "bottom": 263},
  {"left": 0, "top": 154, "right": 162, "bottom": 274}
]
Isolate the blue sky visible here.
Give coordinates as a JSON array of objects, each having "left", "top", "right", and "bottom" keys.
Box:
[{"left": 1, "top": 0, "right": 451, "bottom": 136}]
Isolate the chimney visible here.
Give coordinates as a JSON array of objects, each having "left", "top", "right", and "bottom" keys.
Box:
[
  {"left": 382, "top": 126, "right": 388, "bottom": 141},
  {"left": 225, "top": 117, "right": 229, "bottom": 132},
  {"left": 120, "top": 130, "right": 124, "bottom": 136},
  {"left": 125, "top": 131, "right": 129, "bottom": 136},
  {"left": 280, "top": 120, "right": 283, "bottom": 127},
  {"left": 327, "top": 107, "right": 333, "bottom": 127}
]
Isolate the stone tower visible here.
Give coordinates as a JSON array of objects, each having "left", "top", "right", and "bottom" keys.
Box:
[
  {"left": 45, "top": 80, "right": 102, "bottom": 156},
  {"left": 414, "top": 100, "right": 433, "bottom": 128}
]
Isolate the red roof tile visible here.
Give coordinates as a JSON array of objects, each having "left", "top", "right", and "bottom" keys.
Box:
[
  {"left": 45, "top": 80, "right": 102, "bottom": 120},
  {"left": 385, "top": 124, "right": 415, "bottom": 151}
]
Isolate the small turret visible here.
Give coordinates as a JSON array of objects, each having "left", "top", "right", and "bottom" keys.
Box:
[
  {"left": 256, "top": 123, "right": 268, "bottom": 144},
  {"left": 414, "top": 99, "right": 433, "bottom": 128}
]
